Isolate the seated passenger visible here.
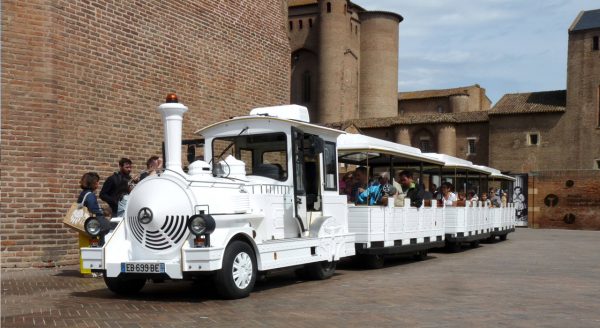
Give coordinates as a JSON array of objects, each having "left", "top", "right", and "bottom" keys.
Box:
[
  {"left": 481, "top": 192, "right": 491, "bottom": 207},
  {"left": 468, "top": 190, "right": 479, "bottom": 202},
  {"left": 356, "top": 172, "right": 396, "bottom": 206},
  {"left": 440, "top": 182, "right": 457, "bottom": 206},
  {"left": 350, "top": 166, "right": 368, "bottom": 203},
  {"left": 397, "top": 170, "right": 424, "bottom": 208},
  {"left": 489, "top": 187, "right": 502, "bottom": 207}
]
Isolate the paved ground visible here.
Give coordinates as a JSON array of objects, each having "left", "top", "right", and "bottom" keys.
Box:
[{"left": 2, "top": 228, "right": 600, "bottom": 328}]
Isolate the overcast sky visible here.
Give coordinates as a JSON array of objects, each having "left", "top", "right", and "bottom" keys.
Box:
[{"left": 355, "top": 0, "right": 595, "bottom": 104}]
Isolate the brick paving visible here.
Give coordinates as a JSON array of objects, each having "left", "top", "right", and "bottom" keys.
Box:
[{"left": 2, "top": 228, "right": 600, "bottom": 327}]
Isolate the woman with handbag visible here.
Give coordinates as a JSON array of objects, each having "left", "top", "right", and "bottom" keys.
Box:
[{"left": 78, "top": 172, "right": 111, "bottom": 243}]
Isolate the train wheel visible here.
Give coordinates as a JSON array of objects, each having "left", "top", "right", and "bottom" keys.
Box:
[
  {"left": 446, "top": 241, "right": 462, "bottom": 253},
  {"left": 214, "top": 240, "right": 257, "bottom": 299},
  {"left": 413, "top": 250, "right": 428, "bottom": 261},
  {"left": 104, "top": 276, "right": 146, "bottom": 295},
  {"left": 500, "top": 234, "right": 508, "bottom": 241},
  {"left": 362, "top": 254, "right": 384, "bottom": 269},
  {"left": 303, "top": 260, "right": 337, "bottom": 280},
  {"left": 470, "top": 240, "right": 480, "bottom": 248}
]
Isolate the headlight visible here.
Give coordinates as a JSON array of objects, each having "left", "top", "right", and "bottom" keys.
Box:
[
  {"left": 187, "top": 214, "right": 216, "bottom": 236},
  {"left": 84, "top": 217, "right": 102, "bottom": 237}
]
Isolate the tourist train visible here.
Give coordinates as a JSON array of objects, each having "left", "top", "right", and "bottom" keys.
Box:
[{"left": 81, "top": 95, "right": 516, "bottom": 299}]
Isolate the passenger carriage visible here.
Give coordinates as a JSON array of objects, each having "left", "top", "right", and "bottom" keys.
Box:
[
  {"left": 474, "top": 165, "right": 516, "bottom": 241},
  {"left": 337, "top": 134, "right": 446, "bottom": 268},
  {"left": 425, "top": 153, "right": 494, "bottom": 251},
  {"left": 81, "top": 96, "right": 354, "bottom": 299}
]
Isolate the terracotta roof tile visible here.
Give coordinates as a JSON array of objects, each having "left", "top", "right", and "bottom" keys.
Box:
[
  {"left": 398, "top": 85, "right": 479, "bottom": 100},
  {"left": 322, "top": 111, "right": 489, "bottom": 130},
  {"left": 489, "top": 90, "right": 566, "bottom": 116}
]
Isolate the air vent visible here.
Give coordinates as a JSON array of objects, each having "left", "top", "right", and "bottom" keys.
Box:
[{"left": 128, "top": 215, "right": 189, "bottom": 250}]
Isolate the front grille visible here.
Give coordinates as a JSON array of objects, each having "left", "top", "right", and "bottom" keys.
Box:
[{"left": 128, "top": 215, "right": 189, "bottom": 250}]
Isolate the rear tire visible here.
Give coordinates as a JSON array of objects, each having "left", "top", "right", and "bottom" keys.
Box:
[
  {"left": 413, "top": 250, "right": 428, "bottom": 261},
  {"left": 104, "top": 276, "right": 146, "bottom": 295},
  {"left": 446, "top": 241, "right": 462, "bottom": 253},
  {"left": 214, "top": 240, "right": 257, "bottom": 299},
  {"left": 303, "top": 260, "right": 337, "bottom": 280}
]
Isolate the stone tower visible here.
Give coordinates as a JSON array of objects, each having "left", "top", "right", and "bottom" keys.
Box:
[
  {"left": 288, "top": 0, "right": 402, "bottom": 123},
  {"left": 358, "top": 11, "right": 402, "bottom": 118},
  {"left": 317, "top": 0, "right": 360, "bottom": 122},
  {"left": 566, "top": 9, "right": 600, "bottom": 169}
]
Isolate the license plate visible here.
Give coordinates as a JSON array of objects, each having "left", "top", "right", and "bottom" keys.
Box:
[{"left": 121, "top": 262, "right": 165, "bottom": 273}]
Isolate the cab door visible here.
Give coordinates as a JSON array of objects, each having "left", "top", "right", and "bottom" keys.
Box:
[{"left": 291, "top": 127, "right": 308, "bottom": 232}]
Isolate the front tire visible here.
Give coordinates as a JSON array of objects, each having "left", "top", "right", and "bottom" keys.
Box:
[
  {"left": 104, "top": 276, "right": 146, "bottom": 295},
  {"left": 214, "top": 240, "right": 257, "bottom": 299}
]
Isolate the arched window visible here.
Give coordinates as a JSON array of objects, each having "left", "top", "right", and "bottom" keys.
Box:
[
  {"left": 344, "top": 4, "right": 347, "bottom": 14},
  {"left": 299, "top": 20, "right": 303, "bottom": 29},
  {"left": 326, "top": 2, "right": 331, "bottom": 13},
  {"left": 303, "top": 71, "right": 311, "bottom": 103},
  {"left": 594, "top": 36, "right": 599, "bottom": 51},
  {"left": 309, "top": 18, "right": 313, "bottom": 28},
  {"left": 289, "top": 21, "right": 293, "bottom": 31}
]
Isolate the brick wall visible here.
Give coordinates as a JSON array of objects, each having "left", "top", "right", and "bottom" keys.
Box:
[
  {"left": 528, "top": 170, "right": 600, "bottom": 230},
  {"left": 1, "top": 0, "right": 290, "bottom": 268}
]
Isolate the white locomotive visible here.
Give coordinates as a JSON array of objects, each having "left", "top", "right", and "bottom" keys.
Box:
[
  {"left": 82, "top": 94, "right": 355, "bottom": 299},
  {"left": 81, "top": 95, "right": 516, "bottom": 299}
]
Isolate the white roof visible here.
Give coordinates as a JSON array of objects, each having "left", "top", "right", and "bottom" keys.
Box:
[
  {"left": 474, "top": 165, "right": 516, "bottom": 181},
  {"left": 249, "top": 104, "right": 310, "bottom": 123},
  {"left": 425, "top": 153, "right": 490, "bottom": 175},
  {"left": 338, "top": 134, "right": 444, "bottom": 165}
]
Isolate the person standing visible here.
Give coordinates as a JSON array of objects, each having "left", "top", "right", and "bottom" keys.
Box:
[
  {"left": 100, "top": 157, "right": 135, "bottom": 216},
  {"left": 140, "top": 156, "right": 163, "bottom": 181},
  {"left": 79, "top": 172, "right": 111, "bottom": 239}
]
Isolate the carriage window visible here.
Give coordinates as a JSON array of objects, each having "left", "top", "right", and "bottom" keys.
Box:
[
  {"left": 323, "top": 142, "right": 337, "bottom": 190},
  {"left": 212, "top": 133, "right": 287, "bottom": 181}
]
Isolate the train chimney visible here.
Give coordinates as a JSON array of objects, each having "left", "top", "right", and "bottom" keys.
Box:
[{"left": 157, "top": 93, "right": 188, "bottom": 174}]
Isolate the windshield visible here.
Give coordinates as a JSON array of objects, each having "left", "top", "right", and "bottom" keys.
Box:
[{"left": 212, "top": 133, "right": 288, "bottom": 181}]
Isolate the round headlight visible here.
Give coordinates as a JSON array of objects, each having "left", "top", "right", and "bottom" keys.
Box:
[
  {"left": 84, "top": 217, "right": 102, "bottom": 237},
  {"left": 187, "top": 214, "right": 216, "bottom": 236}
]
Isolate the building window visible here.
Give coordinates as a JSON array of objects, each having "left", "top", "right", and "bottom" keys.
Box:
[
  {"left": 528, "top": 133, "right": 539, "bottom": 146},
  {"left": 344, "top": 4, "right": 347, "bottom": 14},
  {"left": 467, "top": 138, "right": 476, "bottom": 155},
  {"left": 593, "top": 36, "right": 599, "bottom": 51},
  {"left": 596, "top": 159, "right": 600, "bottom": 169},
  {"left": 289, "top": 21, "right": 293, "bottom": 31},
  {"left": 355, "top": 25, "right": 358, "bottom": 35},
  {"left": 302, "top": 71, "right": 311, "bottom": 103},
  {"left": 299, "top": 20, "right": 303, "bottom": 29},
  {"left": 419, "top": 138, "right": 431, "bottom": 153},
  {"left": 326, "top": 2, "right": 331, "bottom": 13},
  {"left": 309, "top": 18, "right": 313, "bottom": 28}
]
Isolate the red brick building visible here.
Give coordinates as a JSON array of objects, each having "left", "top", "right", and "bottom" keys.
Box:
[{"left": 1, "top": 0, "right": 290, "bottom": 268}]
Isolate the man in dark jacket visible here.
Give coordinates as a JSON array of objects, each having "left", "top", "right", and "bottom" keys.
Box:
[
  {"left": 100, "top": 157, "right": 134, "bottom": 216},
  {"left": 398, "top": 170, "right": 424, "bottom": 208}
]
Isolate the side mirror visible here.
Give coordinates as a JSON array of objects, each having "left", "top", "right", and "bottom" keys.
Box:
[{"left": 307, "top": 135, "right": 324, "bottom": 156}]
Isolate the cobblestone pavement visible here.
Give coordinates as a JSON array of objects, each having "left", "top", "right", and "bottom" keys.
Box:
[{"left": 2, "top": 228, "right": 600, "bottom": 328}]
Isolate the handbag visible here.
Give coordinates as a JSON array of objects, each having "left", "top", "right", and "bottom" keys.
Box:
[{"left": 63, "top": 192, "right": 92, "bottom": 233}]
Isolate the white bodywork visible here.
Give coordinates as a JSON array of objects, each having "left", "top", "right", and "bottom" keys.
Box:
[{"left": 82, "top": 103, "right": 354, "bottom": 280}]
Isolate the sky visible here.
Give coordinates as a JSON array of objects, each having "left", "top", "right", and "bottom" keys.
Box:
[{"left": 355, "top": 0, "right": 596, "bottom": 104}]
